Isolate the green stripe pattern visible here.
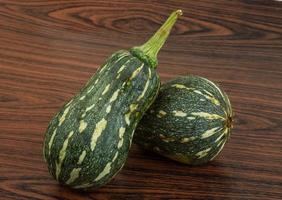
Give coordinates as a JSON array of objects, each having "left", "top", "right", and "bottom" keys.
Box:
[
  {"left": 134, "top": 75, "right": 233, "bottom": 165},
  {"left": 43, "top": 50, "right": 160, "bottom": 188}
]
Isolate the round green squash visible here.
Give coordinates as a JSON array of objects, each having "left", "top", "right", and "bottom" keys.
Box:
[{"left": 134, "top": 75, "right": 233, "bottom": 165}]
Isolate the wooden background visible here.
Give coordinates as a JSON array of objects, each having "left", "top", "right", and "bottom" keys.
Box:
[{"left": 0, "top": 0, "right": 281, "bottom": 199}]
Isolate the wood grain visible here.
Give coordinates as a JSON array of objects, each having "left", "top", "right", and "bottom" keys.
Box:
[{"left": 0, "top": 0, "right": 282, "bottom": 199}]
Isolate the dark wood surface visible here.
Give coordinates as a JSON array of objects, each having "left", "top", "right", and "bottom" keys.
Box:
[{"left": 1, "top": 1, "right": 282, "bottom": 199}]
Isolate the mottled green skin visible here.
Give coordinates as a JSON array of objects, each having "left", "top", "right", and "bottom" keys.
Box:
[
  {"left": 43, "top": 50, "right": 160, "bottom": 188},
  {"left": 134, "top": 75, "right": 232, "bottom": 165}
]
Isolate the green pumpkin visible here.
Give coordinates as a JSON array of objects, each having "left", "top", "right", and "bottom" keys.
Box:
[
  {"left": 134, "top": 75, "right": 233, "bottom": 165},
  {"left": 43, "top": 10, "right": 182, "bottom": 188}
]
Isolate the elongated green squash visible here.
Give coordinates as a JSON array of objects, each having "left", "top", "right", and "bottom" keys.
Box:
[
  {"left": 43, "top": 10, "right": 182, "bottom": 189},
  {"left": 134, "top": 75, "right": 233, "bottom": 165}
]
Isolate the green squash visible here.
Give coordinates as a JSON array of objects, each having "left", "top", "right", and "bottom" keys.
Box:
[
  {"left": 43, "top": 10, "right": 182, "bottom": 188},
  {"left": 134, "top": 75, "right": 233, "bottom": 165}
]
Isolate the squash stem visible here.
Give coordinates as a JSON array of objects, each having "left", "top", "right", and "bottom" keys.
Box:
[{"left": 132, "top": 10, "right": 182, "bottom": 68}]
